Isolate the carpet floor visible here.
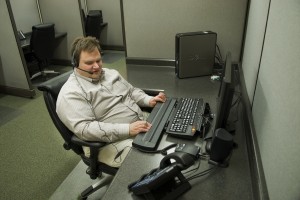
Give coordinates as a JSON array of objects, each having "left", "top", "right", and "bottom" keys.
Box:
[{"left": 0, "top": 50, "right": 125, "bottom": 200}]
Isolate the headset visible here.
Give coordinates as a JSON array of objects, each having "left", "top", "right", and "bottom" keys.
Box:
[
  {"left": 71, "top": 50, "right": 77, "bottom": 67},
  {"left": 160, "top": 151, "right": 195, "bottom": 170},
  {"left": 71, "top": 40, "right": 96, "bottom": 75}
]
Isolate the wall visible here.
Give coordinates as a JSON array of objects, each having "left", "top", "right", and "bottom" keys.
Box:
[
  {"left": 9, "top": 0, "right": 84, "bottom": 61},
  {"left": 39, "top": 0, "right": 84, "bottom": 60},
  {"left": 1, "top": 0, "right": 83, "bottom": 98},
  {"left": 122, "top": 0, "right": 248, "bottom": 62},
  {"left": 242, "top": 0, "right": 300, "bottom": 199},
  {"left": 0, "top": 0, "right": 34, "bottom": 97},
  {"left": 242, "top": 0, "right": 270, "bottom": 105},
  {"left": 9, "top": 0, "right": 41, "bottom": 33},
  {"left": 86, "top": 0, "right": 124, "bottom": 48}
]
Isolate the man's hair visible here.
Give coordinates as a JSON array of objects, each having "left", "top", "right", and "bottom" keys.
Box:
[{"left": 71, "top": 36, "right": 101, "bottom": 67}]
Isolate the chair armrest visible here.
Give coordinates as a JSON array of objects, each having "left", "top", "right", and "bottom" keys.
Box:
[
  {"left": 142, "top": 88, "right": 164, "bottom": 96},
  {"left": 71, "top": 135, "right": 106, "bottom": 149}
]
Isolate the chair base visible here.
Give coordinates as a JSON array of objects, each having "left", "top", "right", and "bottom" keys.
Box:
[
  {"left": 80, "top": 175, "right": 114, "bottom": 200},
  {"left": 30, "top": 70, "right": 60, "bottom": 80}
]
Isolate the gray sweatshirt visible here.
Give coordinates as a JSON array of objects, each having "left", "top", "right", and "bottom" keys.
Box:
[{"left": 56, "top": 68, "right": 152, "bottom": 142}]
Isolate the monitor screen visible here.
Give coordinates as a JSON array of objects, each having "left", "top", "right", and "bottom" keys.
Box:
[{"left": 214, "top": 52, "right": 235, "bottom": 131}]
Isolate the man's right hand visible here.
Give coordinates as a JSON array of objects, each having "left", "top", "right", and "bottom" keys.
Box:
[{"left": 129, "top": 121, "right": 152, "bottom": 136}]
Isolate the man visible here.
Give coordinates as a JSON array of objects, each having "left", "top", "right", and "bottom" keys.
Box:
[{"left": 56, "top": 36, "right": 166, "bottom": 167}]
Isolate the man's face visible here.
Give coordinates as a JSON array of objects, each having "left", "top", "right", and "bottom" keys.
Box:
[{"left": 77, "top": 47, "right": 103, "bottom": 79}]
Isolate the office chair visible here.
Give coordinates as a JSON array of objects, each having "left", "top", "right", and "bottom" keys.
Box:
[
  {"left": 37, "top": 71, "right": 162, "bottom": 199},
  {"left": 30, "top": 23, "right": 59, "bottom": 80},
  {"left": 85, "top": 10, "right": 105, "bottom": 55},
  {"left": 85, "top": 10, "right": 103, "bottom": 40}
]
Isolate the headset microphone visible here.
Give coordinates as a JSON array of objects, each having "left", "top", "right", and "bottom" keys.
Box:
[
  {"left": 77, "top": 67, "right": 94, "bottom": 74},
  {"left": 71, "top": 49, "right": 94, "bottom": 75}
]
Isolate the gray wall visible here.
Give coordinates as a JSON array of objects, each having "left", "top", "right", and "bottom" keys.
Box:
[
  {"left": 11, "top": 0, "right": 84, "bottom": 61},
  {"left": 123, "top": 0, "right": 248, "bottom": 62},
  {"left": 86, "top": 0, "right": 124, "bottom": 47},
  {"left": 39, "top": 0, "right": 84, "bottom": 60},
  {"left": 1, "top": 0, "right": 84, "bottom": 97},
  {"left": 0, "top": 0, "right": 33, "bottom": 95},
  {"left": 242, "top": 0, "right": 300, "bottom": 199},
  {"left": 10, "top": 0, "right": 41, "bottom": 33},
  {"left": 242, "top": 0, "right": 270, "bottom": 104}
]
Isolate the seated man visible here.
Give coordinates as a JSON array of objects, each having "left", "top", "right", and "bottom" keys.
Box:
[{"left": 56, "top": 36, "right": 166, "bottom": 167}]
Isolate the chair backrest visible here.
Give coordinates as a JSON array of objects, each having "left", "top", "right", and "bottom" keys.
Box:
[
  {"left": 85, "top": 10, "right": 103, "bottom": 40},
  {"left": 31, "top": 23, "right": 55, "bottom": 60},
  {"left": 37, "top": 71, "right": 83, "bottom": 155}
]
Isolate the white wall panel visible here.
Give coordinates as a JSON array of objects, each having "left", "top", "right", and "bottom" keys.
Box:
[
  {"left": 39, "top": 0, "right": 84, "bottom": 60},
  {"left": 87, "top": 0, "right": 123, "bottom": 47},
  {"left": 0, "top": 0, "right": 30, "bottom": 90},
  {"left": 123, "top": 0, "right": 248, "bottom": 61},
  {"left": 242, "top": 0, "right": 270, "bottom": 105},
  {"left": 252, "top": 0, "right": 300, "bottom": 199},
  {"left": 9, "top": 0, "right": 40, "bottom": 33}
]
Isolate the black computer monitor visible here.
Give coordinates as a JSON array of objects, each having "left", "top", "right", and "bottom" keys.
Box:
[{"left": 214, "top": 52, "right": 235, "bottom": 131}]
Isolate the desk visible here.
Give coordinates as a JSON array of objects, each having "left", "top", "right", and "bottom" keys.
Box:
[
  {"left": 101, "top": 22, "right": 108, "bottom": 28},
  {"left": 103, "top": 65, "right": 254, "bottom": 200},
  {"left": 20, "top": 32, "right": 67, "bottom": 49}
]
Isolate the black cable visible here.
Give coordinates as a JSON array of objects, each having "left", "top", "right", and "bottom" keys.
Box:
[
  {"left": 113, "top": 145, "right": 132, "bottom": 163},
  {"left": 199, "top": 153, "right": 210, "bottom": 160},
  {"left": 74, "top": 72, "right": 124, "bottom": 157},
  {"left": 215, "top": 55, "right": 221, "bottom": 64},
  {"left": 182, "top": 159, "right": 201, "bottom": 175},
  {"left": 231, "top": 92, "right": 241, "bottom": 108},
  {"left": 216, "top": 44, "right": 223, "bottom": 62},
  {"left": 133, "top": 143, "right": 178, "bottom": 155},
  {"left": 232, "top": 97, "right": 242, "bottom": 123},
  {"left": 186, "top": 166, "right": 218, "bottom": 181}
]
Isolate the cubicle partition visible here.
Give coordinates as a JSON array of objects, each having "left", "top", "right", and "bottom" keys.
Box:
[
  {"left": 0, "top": 0, "right": 85, "bottom": 97},
  {"left": 10, "top": 0, "right": 84, "bottom": 63},
  {"left": 0, "top": 0, "right": 35, "bottom": 98},
  {"left": 85, "top": 0, "right": 124, "bottom": 50},
  {"left": 122, "top": 0, "right": 248, "bottom": 64},
  {"left": 38, "top": 0, "right": 84, "bottom": 63},
  {"left": 9, "top": 0, "right": 41, "bottom": 33},
  {"left": 241, "top": 0, "right": 300, "bottom": 199}
]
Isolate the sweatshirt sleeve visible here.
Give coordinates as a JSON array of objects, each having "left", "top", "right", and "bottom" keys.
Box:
[{"left": 117, "top": 72, "right": 153, "bottom": 107}]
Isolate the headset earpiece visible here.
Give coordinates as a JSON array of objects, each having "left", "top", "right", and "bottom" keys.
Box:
[{"left": 71, "top": 51, "right": 77, "bottom": 67}]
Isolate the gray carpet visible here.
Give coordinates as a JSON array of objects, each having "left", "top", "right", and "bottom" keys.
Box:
[
  {"left": 49, "top": 161, "right": 113, "bottom": 200},
  {"left": 0, "top": 51, "right": 126, "bottom": 200},
  {"left": 102, "top": 51, "right": 125, "bottom": 64},
  {"left": 0, "top": 90, "right": 80, "bottom": 200},
  {"left": 0, "top": 105, "right": 23, "bottom": 126}
]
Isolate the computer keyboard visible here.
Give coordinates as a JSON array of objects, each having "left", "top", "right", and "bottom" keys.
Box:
[
  {"left": 165, "top": 98, "right": 204, "bottom": 138},
  {"left": 132, "top": 97, "right": 204, "bottom": 151},
  {"left": 133, "top": 99, "right": 176, "bottom": 151}
]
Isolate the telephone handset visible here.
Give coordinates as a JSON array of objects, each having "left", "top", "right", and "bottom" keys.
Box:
[
  {"left": 159, "top": 151, "right": 195, "bottom": 170},
  {"left": 128, "top": 163, "right": 180, "bottom": 195},
  {"left": 128, "top": 152, "right": 195, "bottom": 199}
]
